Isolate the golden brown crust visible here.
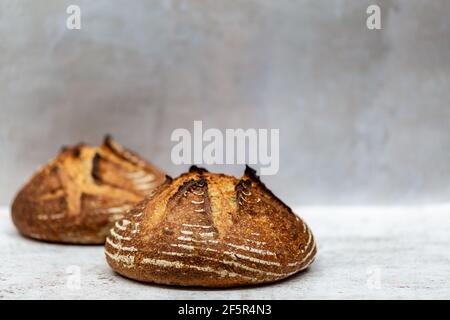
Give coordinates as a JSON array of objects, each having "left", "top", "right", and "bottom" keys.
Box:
[
  {"left": 11, "top": 136, "right": 167, "bottom": 244},
  {"left": 105, "top": 166, "right": 317, "bottom": 287}
]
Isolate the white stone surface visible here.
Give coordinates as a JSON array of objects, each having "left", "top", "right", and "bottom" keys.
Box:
[{"left": 1, "top": 205, "right": 449, "bottom": 299}]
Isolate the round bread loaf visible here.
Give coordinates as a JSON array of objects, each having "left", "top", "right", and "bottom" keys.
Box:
[
  {"left": 11, "top": 136, "right": 166, "bottom": 244},
  {"left": 105, "top": 166, "right": 316, "bottom": 287}
]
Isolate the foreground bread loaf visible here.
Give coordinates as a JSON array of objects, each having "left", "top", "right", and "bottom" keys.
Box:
[
  {"left": 11, "top": 136, "right": 166, "bottom": 244},
  {"left": 105, "top": 166, "right": 317, "bottom": 287}
]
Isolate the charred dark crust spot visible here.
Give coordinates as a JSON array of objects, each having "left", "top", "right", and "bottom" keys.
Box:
[
  {"left": 235, "top": 179, "right": 251, "bottom": 192},
  {"left": 103, "top": 134, "right": 127, "bottom": 158},
  {"left": 193, "top": 176, "right": 216, "bottom": 228},
  {"left": 157, "top": 175, "right": 174, "bottom": 191},
  {"left": 196, "top": 177, "right": 207, "bottom": 187},
  {"left": 234, "top": 179, "right": 256, "bottom": 218},
  {"left": 244, "top": 165, "right": 259, "bottom": 180},
  {"left": 174, "top": 178, "right": 198, "bottom": 197},
  {"left": 65, "top": 143, "right": 88, "bottom": 158},
  {"left": 103, "top": 135, "right": 122, "bottom": 155},
  {"left": 167, "top": 175, "right": 215, "bottom": 225},
  {"left": 103, "top": 134, "right": 113, "bottom": 145},
  {"left": 240, "top": 165, "right": 295, "bottom": 214},
  {"left": 72, "top": 147, "right": 81, "bottom": 158},
  {"left": 102, "top": 135, "right": 147, "bottom": 167},
  {"left": 91, "top": 152, "right": 101, "bottom": 181},
  {"left": 189, "top": 166, "right": 209, "bottom": 174}
]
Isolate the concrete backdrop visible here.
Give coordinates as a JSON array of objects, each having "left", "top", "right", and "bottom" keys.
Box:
[{"left": 1, "top": 0, "right": 450, "bottom": 206}]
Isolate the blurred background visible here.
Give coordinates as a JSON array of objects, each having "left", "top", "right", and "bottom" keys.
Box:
[{"left": 1, "top": 0, "right": 449, "bottom": 207}]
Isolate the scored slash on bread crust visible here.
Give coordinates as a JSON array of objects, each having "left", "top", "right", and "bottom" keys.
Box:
[
  {"left": 11, "top": 136, "right": 166, "bottom": 244},
  {"left": 105, "top": 165, "right": 317, "bottom": 287}
]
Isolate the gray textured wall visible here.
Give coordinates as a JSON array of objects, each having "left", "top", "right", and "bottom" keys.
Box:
[{"left": 1, "top": 0, "right": 450, "bottom": 206}]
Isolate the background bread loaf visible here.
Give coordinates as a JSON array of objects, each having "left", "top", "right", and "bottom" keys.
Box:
[{"left": 11, "top": 136, "right": 166, "bottom": 244}]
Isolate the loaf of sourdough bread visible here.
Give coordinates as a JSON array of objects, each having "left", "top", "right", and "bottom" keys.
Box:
[
  {"left": 105, "top": 166, "right": 316, "bottom": 287},
  {"left": 11, "top": 136, "right": 166, "bottom": 244}
]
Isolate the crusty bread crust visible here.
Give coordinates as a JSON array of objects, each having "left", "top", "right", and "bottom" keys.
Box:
[
  {"left": 105, "top": 166, "right": 317, "bottom": 287},
  {"left": 11, "top": 136, "right": 166, "bottom": 244}
]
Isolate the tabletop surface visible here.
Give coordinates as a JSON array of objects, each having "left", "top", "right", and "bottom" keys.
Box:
[{"left": 1, "top": 205, "right": 449, "bottom": 299}]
